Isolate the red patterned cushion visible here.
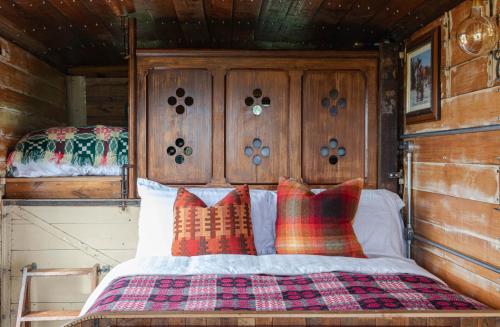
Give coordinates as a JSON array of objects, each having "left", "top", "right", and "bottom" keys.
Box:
[
  {"left": 275, "top": 178, "right": 366, "bottom": 257},
  {"left": 172, "top": 185, "right": 256, "bottom": 256}
]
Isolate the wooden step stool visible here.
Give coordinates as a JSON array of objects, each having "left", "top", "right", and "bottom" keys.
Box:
[{"left": 16, "top": 263, "right": 99, "bottom": 327}]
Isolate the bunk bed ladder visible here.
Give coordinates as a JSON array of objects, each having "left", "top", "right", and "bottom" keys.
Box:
[{"left": 15, "top": 263, "right": 99, "bottom": 327}]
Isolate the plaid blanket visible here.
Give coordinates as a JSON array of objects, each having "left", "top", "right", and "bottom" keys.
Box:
[{"left": 87, "top": 272, "right": 487, "bottom": 313}]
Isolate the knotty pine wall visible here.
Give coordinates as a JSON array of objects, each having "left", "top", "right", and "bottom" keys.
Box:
[{"left": 407, "top": 0, "right": 499, "bottom": 309}]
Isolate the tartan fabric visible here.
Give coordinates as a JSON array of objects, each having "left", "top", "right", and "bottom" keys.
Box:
[
  {"left": 172, "top": 185, "right": 256, "bottom": 256},
  {"left": 86, "top": 272, "right": 487, "bottom": 313},
  {"left": 275, "top": 178, "right": 365, "bottom": 257},
  {"left": 6, "top": 125, "right": 128, "bottom": 176}
]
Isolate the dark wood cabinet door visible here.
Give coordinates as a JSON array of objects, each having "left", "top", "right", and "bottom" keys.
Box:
[
  {"left": 147, "top": 69, "right": 212, "bottom": 184},
  {"left": 226, "top": 70, "right": 289, "bottom": 184},
  {"left": 302, "top": 70, "right": 366, "bottom": 184}
]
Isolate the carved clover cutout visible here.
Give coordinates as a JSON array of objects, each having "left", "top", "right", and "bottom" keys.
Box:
[
  {"left": 244, "top": 138, "right": 270, "bottom": 166},
  {"left": 320, "top": 138, "right": 346, "bottom": 165},
  {"left": 321, "top": 88, "right": 347, "bottom": 117},
  {"left": 244, "top": 88, "right": 271, "bottom": 116},
  {"left": 166, "top": 137, "right": 193, "bottom": 164},
  {"left": 167, "top": 88, "right": 194, "bottom": 115}
]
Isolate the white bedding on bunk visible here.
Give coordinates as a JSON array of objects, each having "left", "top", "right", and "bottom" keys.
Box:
[{"left": 80, "top": 254, "right": 442, "bottom": 315}]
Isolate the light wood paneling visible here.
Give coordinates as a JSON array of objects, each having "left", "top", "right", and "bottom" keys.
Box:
[
  {"left": 405, "top": 86, "right": 500, "bottom": 134},
  {"left": 413, "top": 190, "right": 499, "bottom": 267},
  {"left": 450, "top": 56, "right": 490, "bottom": 97},
  {"left": 3, "top": 205, "right": 139, "bottom": 327},
  {"left": 414, "top": 242, "right": 499, "bottom": 309},
  {"left": 412, "top": 162, "right": 499, "bottom": 204},
  {"left": 406, "top": 0, "right": 500, "bottom": 309},
  {"left": 410, "top": 131, "right": 500, "bottom": 164}
]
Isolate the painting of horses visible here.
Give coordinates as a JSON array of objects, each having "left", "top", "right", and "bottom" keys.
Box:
[{"left": 405, "top": 27, "right": 440, "bottom": 124}]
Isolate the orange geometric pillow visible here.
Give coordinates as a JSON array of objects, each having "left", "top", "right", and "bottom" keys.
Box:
[
  {"left": 275, "top": 177, "right": 366, "bottom": 258},
  {"left": 172, "top": 185, "right": 256, "bottom": 256}
]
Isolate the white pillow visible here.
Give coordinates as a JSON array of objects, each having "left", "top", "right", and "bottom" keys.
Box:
[
  {"left": 353, "top": 189, "right": 406, "bottom": 258},
  {"left": 136, "top": 178, "right": 405, "bottom": 259},
  {"left": 136, "top": 178, "right": 277, "bottom": 257}
]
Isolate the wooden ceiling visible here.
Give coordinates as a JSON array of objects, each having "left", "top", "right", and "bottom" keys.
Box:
[{"left": 0, "top": 0, "right": 464, "bottom": 71}]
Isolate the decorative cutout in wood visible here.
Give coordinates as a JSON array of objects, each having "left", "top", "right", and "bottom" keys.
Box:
[
  {"left": 167, "top": 87, "right": 195, "bottom": 115},
  {"left": 244, "top": 138, "right": 270, "bottom": 166},
  {"left": 320, "top": 138, "right": 346, "bottom": 165},
  {"left": 167, "top": 137, "right": 193, "bottom": 164},
  {"left": 245, "top": 88, "right": 271, "bottom": 116},
  {"left": 321, "top": 88, "right": 347, "bottom": 117}
]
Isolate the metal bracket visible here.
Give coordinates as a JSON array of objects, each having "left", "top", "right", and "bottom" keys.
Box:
[
  {"left": 400, "top": 141, "right": 415, "bottom": 153},
  {"left": 388, "top": 170, "right": 403, "bottom": 179},
  {"left": 405, "top": 226, "right": 414, "bottom": 243},
  {"left": 97, "top": 265, "right": 111, "bottom": 274},
  {"left": 120, "top": 164, "right": 132, "bottom": 211}
]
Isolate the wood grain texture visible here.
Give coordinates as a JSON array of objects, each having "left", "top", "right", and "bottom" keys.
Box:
[
  {"left": 450, "top": 56, "right": 490, "bottom": 97},
  {"left": 302, "top": 70, "right": 366, "bottom": 184},
  {"left": 135, "top": 51, "right": 379, "bottom": 189},
  {"left": 0, "top": 37, "right": 67, "bottom": 204},
  {"left": 147, "top": 69, "right": 212, "bottom": 184},
  {"left": 86, "top": 78, "right": 128, "bottom": 127},
  {"left": 406, "top": 1, "right": 500, "bottom": 311},
  {"left": 413, "top": 190, "right": 499, "bottom": 267},
  {"left": 4, "top": 177, "right": 122, "bottom": 199},
  {"left": 0, "top": 0, "right": 465, "bottom": 69},
  {"left": 404, "top": 86, "right": 500, "bottom": 134},
  {"left": 410, "top": 130, "right": 500, "bottom": 165},
  {"left": 414, "top": 241, "right": 500, "bottom": 309},
  {"left": 64, "top": 312, "right": 500, "bottom": 327},
  {"left": 226, "top": 70, "right": 289, "bottom": 184},
  {"left": 412, "top": 162, "right": 499, "bottom": 204}
]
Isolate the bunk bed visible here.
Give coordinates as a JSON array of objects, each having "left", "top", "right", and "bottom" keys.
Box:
[{"left": 4, "top": 125, "right": 129, "bottom": 199}]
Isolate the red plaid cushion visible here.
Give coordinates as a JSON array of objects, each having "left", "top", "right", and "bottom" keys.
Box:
[
  {"left": 275, "top": 177, "right": 366, "bottom": 257},
  {"left": 172, "top": 185, "right": 256, "bottom": 256}
]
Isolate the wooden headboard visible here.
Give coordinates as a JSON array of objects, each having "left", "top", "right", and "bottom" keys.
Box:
[{"left": 128, "top": 50, "right": 379, "bottom": 197}]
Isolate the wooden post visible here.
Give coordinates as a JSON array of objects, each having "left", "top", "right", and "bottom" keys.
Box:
[
  {"left": 378, "top": 43, "right": 401, "bottom": 193},
  {"left": 128, "top": 17, "right": 137, "bottom": 198}
]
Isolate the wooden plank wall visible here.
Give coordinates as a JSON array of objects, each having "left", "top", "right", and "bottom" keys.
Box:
[
  {"left": 86, "top": 77, "right": 128, "bottom": 127},
  {"left": 0, "top": 36, "right": 67, "bottom": 196},
  {"left": 2, "top": 205, "right": 139, "bottom": 327},
  {"left": 406, "top": 0, "right": 500, "bottom": 309}
]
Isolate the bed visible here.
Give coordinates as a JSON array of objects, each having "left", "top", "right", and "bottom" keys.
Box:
[
  {"left": 63, "top": 179, "right": 496, "bottom": 327},
  {"left": 4, "top": 125, "right": 129, "bottom": 199}
]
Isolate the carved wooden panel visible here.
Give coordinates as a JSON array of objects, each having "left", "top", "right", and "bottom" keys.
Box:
[
  {"left": 147, "top": 69, "right": 212, "bottom": 184},
  {"left": 302, "top": 71, "right": 366, "bottom": 184},
  {"left": 226, "top": 70, "right": 289, "bottom": 184}
]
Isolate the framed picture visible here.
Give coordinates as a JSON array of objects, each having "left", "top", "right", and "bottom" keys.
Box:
[{"left": 405, "top": 27, "right": 441, "bottom": 124}]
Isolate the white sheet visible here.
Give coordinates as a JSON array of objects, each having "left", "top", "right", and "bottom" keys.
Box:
[{"left": 80, "top": 254, "right": 442, "bottom": 315}]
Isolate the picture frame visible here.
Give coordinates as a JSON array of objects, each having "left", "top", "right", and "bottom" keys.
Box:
[{"left": 405, "top": 27, "right": 441, "bottom": 124}]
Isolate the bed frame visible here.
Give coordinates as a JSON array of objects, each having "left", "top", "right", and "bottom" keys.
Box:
[
  {"left": 3, "top": 164, "right": 129, "bottom": 199},
  {"left": 66, "top": 311, "right": 499, "bottom": 326}
]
